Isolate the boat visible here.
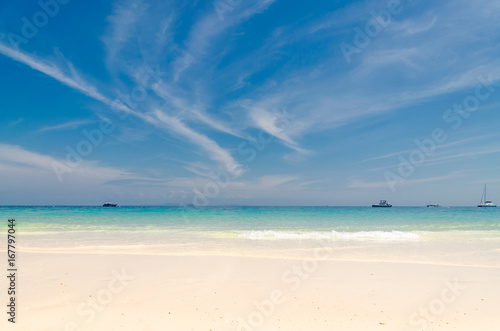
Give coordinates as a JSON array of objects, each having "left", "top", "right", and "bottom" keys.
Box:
[
  {"left": 478, "top": 184, "right": 496, "bottom": 207},
  {"left": 372, "top": 200, "right": 392, "bottom": 207},
  {"left": 102, "top": 202, "right": 118, "bottom": 207},
  {"left": 427, "top": 204, "right": 441, "bottom": 207}
]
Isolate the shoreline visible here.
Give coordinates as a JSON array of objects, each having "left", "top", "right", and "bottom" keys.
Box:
[
  {"left": 8, "top": 247, "right": 500, "bottom": 269},
  {"left": 11, "top": 228, "right": 500, "bottom": 268}
]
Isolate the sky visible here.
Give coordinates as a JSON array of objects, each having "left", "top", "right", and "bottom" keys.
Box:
[{"left": 0, "top": 0, "right": 500, "bottom": 206}]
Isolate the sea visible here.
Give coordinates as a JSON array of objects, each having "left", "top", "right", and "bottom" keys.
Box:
[{"left": 2, "top": 206, "right": 500, "bottom": 266}]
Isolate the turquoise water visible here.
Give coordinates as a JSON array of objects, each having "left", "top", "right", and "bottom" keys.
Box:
[
  {"left": 2, "top": 206, "right": 500, "bottom": 233},
  {"left": 2, "top": 206, "right": 500, "bottom": 265}
]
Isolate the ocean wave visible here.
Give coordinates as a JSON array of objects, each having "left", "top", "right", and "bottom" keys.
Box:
[{"left": 240, "top": 230, "right": 419, "bottom": 241}]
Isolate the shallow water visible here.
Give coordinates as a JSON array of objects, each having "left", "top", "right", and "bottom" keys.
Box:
[{"left": 2, "top": 206, "right": 500, "bottom": 266}]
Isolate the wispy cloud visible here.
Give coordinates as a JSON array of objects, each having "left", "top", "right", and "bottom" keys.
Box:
[
  {"left": 364, "top": 134, "right": 500, "bottom": 166},
  {"left": 425, "top": 147, "right": 500, "bottom": 165},
  {"left": 393, "top": 16, "right": 438, "bottom": 36},
  {"left": 362, "top": 149, "right": 414, "bottom": 163},
  {"left": 151, "top": 82, "right": 245, "bottom": 139},
  {"left": 248, "top": 107, "right": 310, "bottom": 154},
  {"left": 8, "top": 118, "right": 24, "bottom": 127},
  {"left": 38, "top": 120, "right": 95, "bottom": 132},
  {"left": 349, "top": 173, "right": 460, "bottom": 189},
  {"left": 152, "top": 109, "right": 243, "bottom": 176},
  {"left": 171, "top": 0, "right": 276, "bottom": 81},
  {"left": 103, "top": 0, "right": 148, "bottom": 69},
  {"left": 230, "top": 0, "right": 500, "bottom": 143},
  {"left": 0, "top": 42, "right": 243, "bottom": 176},
  {"left": 0, "top": 143, "right": 134, "bottom": 181},
  {"left": 0, "top": 42, "right": 135, "bottom": 117}
]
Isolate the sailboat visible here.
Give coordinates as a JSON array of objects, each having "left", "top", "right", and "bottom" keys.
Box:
[{"left": 478, "top": 184, "right": 496, "bottom": 207}]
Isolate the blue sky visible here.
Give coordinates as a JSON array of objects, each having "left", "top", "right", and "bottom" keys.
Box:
[{"left": 1, "top": 0, "right": 500, "bottom": 205}]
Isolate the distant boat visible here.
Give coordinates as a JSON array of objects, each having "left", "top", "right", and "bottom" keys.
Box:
[
  {"left": 478, "top": 184, "right": 496, "bottom": 207},
  {"left": 427, "top": 204, "right": 441, "bottom": 207},
  {"left": 102, "top": 202, "right": 118, "bottom": 207},
  {"left": 372, "top": 200, "right": 392, "bottom": 207}
]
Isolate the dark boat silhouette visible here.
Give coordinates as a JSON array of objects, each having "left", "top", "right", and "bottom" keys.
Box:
[
  {"left": 372, "top": 200, "right": 392, "bottom": 207},
  {"left": 102, "top": 202, "right": 118, "bottom": 207}
]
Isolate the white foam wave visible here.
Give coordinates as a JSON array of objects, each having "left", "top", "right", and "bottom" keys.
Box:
[{"left": 240, "top": 230, "right": 419, "bottom": 241}]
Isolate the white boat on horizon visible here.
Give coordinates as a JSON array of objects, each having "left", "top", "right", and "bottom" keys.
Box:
[{"left": 478, "top": 184, "right": 496, "bottom": 207}]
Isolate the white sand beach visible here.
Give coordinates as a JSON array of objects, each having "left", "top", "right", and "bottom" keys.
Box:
[{"left": 3, "top": 250, "right": 500, "bottom": 331}]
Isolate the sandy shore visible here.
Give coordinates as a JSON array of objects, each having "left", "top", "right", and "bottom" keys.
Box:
[{"left": 2, "top": 251, "right": 500, "bottom": 331}]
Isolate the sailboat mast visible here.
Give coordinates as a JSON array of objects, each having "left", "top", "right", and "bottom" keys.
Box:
[
  {"left": 480, "top": 184, "right": 486, "bottom": 205},
  {"left": 485, "top": 184, "right": 487, "bottom": 202}
]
